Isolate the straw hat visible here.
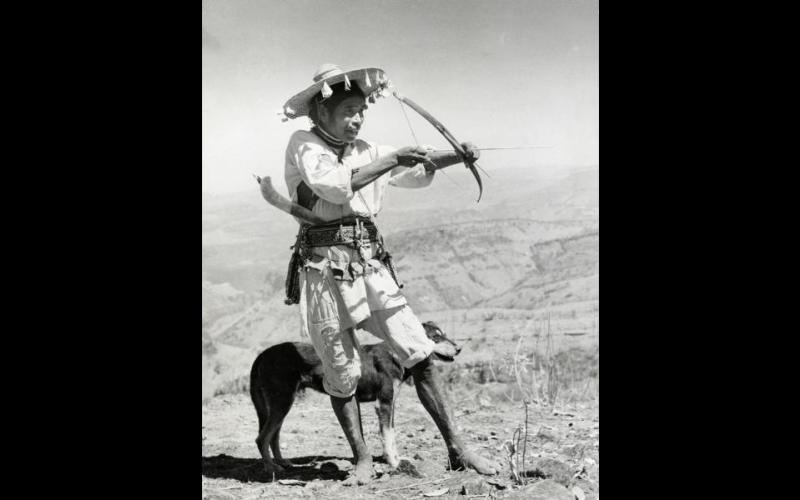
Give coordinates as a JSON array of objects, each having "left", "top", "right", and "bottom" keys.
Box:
[{"left": 278, "top": 63, "right": 391, "bottom": 121}]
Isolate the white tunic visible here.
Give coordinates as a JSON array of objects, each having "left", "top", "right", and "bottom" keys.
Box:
[{"left": 284, "top": 129, "right": 434, "bottom": 221}]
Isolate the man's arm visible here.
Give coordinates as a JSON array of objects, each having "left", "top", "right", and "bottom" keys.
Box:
[
  {"left": 352, "top": 143, "right": 479, "bottom": 191},
  {"left": 351, "top": 146, "right": 433, "bottom": 192},
  {"left": 422, "top": 142, "right": 481, "bottom": 172},
  {"left": 423, "top": 150, "right": 463, "bottom": 172}
]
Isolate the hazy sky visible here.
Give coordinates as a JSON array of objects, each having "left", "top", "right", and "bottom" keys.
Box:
[{"left": 202, "top": 0, "right": 598, "bottom": 194}]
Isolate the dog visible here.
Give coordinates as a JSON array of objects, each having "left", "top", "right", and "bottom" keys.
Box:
[{"left": 249, "top": 321, "right": 461, "bottom": 473}]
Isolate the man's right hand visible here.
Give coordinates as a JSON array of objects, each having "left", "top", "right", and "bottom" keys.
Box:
[{"left": 394, "top": 146, "right": 436, "bottom": 170}]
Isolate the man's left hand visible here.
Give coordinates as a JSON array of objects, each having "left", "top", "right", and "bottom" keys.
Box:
[{"left": 461, "top": 142, "right": 480, "bottom": 162}]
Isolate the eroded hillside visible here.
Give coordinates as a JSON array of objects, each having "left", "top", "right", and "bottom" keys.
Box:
[{"left": 387, "top": 220, "right": 597, "bottom": 312}]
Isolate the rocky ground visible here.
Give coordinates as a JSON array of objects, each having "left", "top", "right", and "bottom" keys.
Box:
[{"left": 202, "top": 385, "right": 599, "bottom": 499}]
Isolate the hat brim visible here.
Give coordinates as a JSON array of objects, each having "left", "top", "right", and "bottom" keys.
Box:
[{"left": 283, "top": 67, "right": 388, "bottom": 119}]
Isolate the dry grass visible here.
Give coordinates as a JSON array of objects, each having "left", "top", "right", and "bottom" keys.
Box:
[
  {"left": 438, "top": 334, "right": 598, "bottom": 409},
  {"left": 509, "top": 311, "right": 599, "bottom": 409}
]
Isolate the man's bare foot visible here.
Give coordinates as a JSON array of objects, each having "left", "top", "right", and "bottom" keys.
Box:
[
  {"left": 448, "top": 450, "right": 499, "bottom": 475},
  {"left": 343, "top": 458, "right": 374, "bottom": 486}
]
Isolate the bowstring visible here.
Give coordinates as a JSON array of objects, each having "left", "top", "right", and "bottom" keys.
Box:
[
  {"left": 396, "top": 98, "right": 470, "bottom": 195},
  {"left": 397, "top": 98, "right": 420, "bottom": 147}
]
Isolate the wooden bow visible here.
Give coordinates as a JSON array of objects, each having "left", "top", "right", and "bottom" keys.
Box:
[{"left": 393, "top": 91, "right": 483, "bottom": 202}]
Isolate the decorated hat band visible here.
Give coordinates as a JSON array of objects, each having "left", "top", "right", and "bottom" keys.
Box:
[{"left": 278, "top": 63, "right": 393, "bottom": 122}]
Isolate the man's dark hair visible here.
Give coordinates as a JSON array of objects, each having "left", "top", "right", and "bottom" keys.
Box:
[{"left": 308, "top": 81, "right": 365, "bottom": 125}]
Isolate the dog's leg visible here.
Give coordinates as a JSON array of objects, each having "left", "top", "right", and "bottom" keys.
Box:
[
  {"left": 255, "top": 420, "right": 279, "bottom": 473},
  {"left": 270, "top": 391, "right": 297, "bottom": 468},
  {"left": 252, "top": 384, "right": 272, "bottom": 466},
  {"left": 377, "top": 380, "right": 402, "bottom": 468},
  {"left": 256, "top": 390, "right": 294, "bottom": 474},
  {"left": 376, "top": 399, "right": 398, "bottom": 468},
  {"left": 253, "top": 400, "right": 267, "bottom": 459}
]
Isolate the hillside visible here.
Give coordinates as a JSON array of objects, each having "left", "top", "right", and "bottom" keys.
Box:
[{"left": 387, "top": 220, "right": 597, "bottom": 313}]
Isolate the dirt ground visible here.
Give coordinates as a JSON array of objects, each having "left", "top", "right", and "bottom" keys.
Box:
[{"left": 202, "top": 383, "right": 599, "bottom": 499}]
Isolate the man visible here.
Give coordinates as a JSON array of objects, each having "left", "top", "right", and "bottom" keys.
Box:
[{"left": 278, "top": 64, "right": 498, "bottom": 485}]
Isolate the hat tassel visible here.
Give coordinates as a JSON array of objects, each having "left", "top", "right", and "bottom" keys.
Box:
[
  {"left": 321, "top": 81, "right": 333, "bottom": 99},
  {"left": 343, "top": 73, "right": 351, "bottom": 91}
]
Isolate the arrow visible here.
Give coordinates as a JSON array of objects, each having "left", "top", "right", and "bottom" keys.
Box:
[{"left": 433, "top": 145, "right": 552, "bottom": 152}]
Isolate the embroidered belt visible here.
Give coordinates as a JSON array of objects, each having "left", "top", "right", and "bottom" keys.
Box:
[{"left": 303, "top": 218, "right": 380, "bottom": 247}]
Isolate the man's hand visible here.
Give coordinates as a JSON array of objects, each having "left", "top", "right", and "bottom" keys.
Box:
[
  {"left": 395, "top": 146, "right": 436, "bottom": 170},
  {"left": 461, "top": 142, "right": 480, "bottom": 162}
]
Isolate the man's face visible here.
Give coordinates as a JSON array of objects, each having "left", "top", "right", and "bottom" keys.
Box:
[{"left": 320, "top": 95, "right": 367, "bottom": 143}]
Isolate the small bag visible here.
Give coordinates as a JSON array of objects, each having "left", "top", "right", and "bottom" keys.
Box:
[
  {"left": 283, "top": 227, "right": 307, "bottom": 305},
  {"left": 283, "top": 250, "right": 302, "bottom": 305}
]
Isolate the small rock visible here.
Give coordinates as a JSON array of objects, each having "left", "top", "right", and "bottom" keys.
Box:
[
  {"left": 486, "top": 478, "right": 508, "bottom": 490},
  {"left": 413, "top": 453, "right": 424, "bottom": 460},
  {"left": 459, "top": 478, "right": 492, "bottom": 496},
  {"left": 202, "top": 489, "right": 237, "bottom": 500},
  {"left": 561, "top": 443, "right": 585, "bottom": 458},
  {"left": 277, "top": 479, "right": 306, "bottom": 486},
  {"left": 477, "top": 434, "right": 489, "bottom": 441},
  {"left": 490, "top": 431, "right": 497, "bottom": 436},
  {"left": 407, "top": 433, "right": 414, "bottom": 438},
  {"left": 537, "top": 428, "right": 559, "bottom": 443},
  {"left": 572, "top": 485, "right": 586, "bottom": 500},
  {"left": 390, "top": 459, "right": 423, "bottom": 478},
  {"left": 571, "top": 477, "right": 596, "bottom": 497},
  {"left": 523, "top": 458, "right": 573, "bottom": 487},
  {"left": 506, "top": 479, "right": 574, "bottom": 500}
]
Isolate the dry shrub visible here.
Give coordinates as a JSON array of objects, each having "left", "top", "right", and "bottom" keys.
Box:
[
  {"left": 436, "top": 312, "right": 599, "bottom": 409},
  {"left": 213, "top": 374, "right": 250, "bottom": 397}
]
